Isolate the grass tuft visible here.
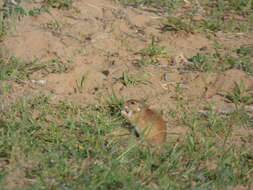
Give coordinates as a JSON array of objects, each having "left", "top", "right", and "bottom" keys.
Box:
[
  {"left": 0, "top": 57, "right": 70, "bottom": 81},
  {"left": 43, "top": 0, "right": 73, "bottom": 9}
]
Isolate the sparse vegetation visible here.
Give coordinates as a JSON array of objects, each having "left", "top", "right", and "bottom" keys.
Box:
[
  {"left": 130, "top": 0, "right": 253, "bottom": 33},
  {"left": 117, "top": 0, "right": 183, "bottom": 11},
  {"left": 0, "top": 83, "right": 12, "bottom": 95},
  {"left": 74, "top": 74, "right": 87, "bottom": 93},
  {"left": 121, "top": 72, "right": 145, "bottom": 86},
  {"left": 0, "top": 2, "right": 46, "bottom": 39},
  {"left": 134, "top": 40, "right": 167, "bottom": 66},
  {"left": 187, "top": 42, "right": 253, "bottom": 75},
  {"left": 103, "top": 93, "right": 125, "bottom": 116},
  {"left": 0, "top": 57, "right": 39, "bottom": 81},
  {"left": 225, "top": 45, "right": 253, "bottom": 75},
  {"left": 43, "top": 0, "right": 73, "bottom": 9},
  {"left": 162, "top": 16, "right": 194, "bottom": 33},
  {"left": 0, "top": 0, "right": 253, "bottom": 189},
  {"left": 41, "top": 57, "right": 70, "bottom": 74},
  {"left": 225, "top": 80, "right": 252, "bottom": 106},
  {"left": 187, "top": 52, "right": 215, "bottom": 72},
  {"left": 139, "top": 40, "right": 166, "bottom": 57},
  {"left": 44, "top": 19, "right": 62, "bottom": 33},
  {"left": 0, "top": 57, "right": 70, "bottom": 81}
]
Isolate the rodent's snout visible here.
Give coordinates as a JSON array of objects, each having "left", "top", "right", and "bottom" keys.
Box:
[
  {"left": 121, "top": 107, "right": 132, "bottom": 117},
  {"left": 121, "top": 109, "right": 125, "bottom": 114},
  {"left": 121, "top": 108, "right": 129, "bottom": 114}
]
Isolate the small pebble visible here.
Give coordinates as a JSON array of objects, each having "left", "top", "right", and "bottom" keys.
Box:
[{"left": 30, "top": 79, "right": 46, "bottom": 85}]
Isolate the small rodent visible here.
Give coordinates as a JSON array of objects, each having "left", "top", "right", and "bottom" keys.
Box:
[{"left": 121, "top": 99, "right": 167, "bottom": 144}]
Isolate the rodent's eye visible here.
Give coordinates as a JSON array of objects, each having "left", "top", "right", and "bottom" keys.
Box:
[{"left": 130, "top": 101, "right": 136, "bottom": 105}]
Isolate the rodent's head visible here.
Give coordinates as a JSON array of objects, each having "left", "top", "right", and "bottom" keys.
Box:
[{"left": 121, "top": 99, "right": 146, "bottom": 118}]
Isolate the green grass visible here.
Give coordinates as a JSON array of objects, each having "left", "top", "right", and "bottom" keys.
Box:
[
  {"left": 225, "top": 45, "right": 253, "bottom": 75},
  {"left": 43, "top": 0, "right": 73, "bottom": 9},
  {"left": 133, "top": 40, "right": 167, "bottom": 66},
  {"left": 121, "top": 72, "right": 145, "bottom": 86},
  {"left": 0, "top": 83, "right": 12, "bottom": 95},
  {"left": 187, "top": 52, "right": 216, "bottom": 72},
  {"left": 117, "top": 0, "right": 183, "bottom": 11},
  {"left": 74, "top": 74, "right": 88, "bottom": 93},
  {"left": 118, "top": 0, "right": 253, "bottom": 33},
  {"left": 225, "top": 80, "right": 252, "bottom": 106},
  {"left": 186, "top": 42, "right": 253, "bottom": 75},
  {"left": 162, "top": 16, "right": 195, "bottom": 33},
  {"left": 0, "top": 3, "right": 47, "bottom": 39},
  {"left": 0, "top": 93, "right": 252, "bottom": 189},
  {"left": 183, "top": 0, "right": 253, "bottom": 33},
  {"left": 0, "top": 57, "right": 70, "bottom": 81},
  {"left": 0, "top": 57, "right": 39, "bottom": 81}
]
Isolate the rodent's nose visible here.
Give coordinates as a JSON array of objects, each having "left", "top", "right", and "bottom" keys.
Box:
[
  {"left": 121, "top": 108, "right": 129, "bottom": 116},
  {"left": 122, "top": 109, "right": 129, "bottom": 114},
  {"left": 121, "top": 110, "right": 126, "bottom": 115}
]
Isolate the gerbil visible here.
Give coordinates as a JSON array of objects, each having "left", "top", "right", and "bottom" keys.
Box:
[{"left": 121, "top": 99, "right": 167, "bottom": 144}]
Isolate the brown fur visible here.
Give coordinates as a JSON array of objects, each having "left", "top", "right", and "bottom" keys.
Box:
[{"left": 121, "top": 99, "right": 167, "bottom": 144}]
